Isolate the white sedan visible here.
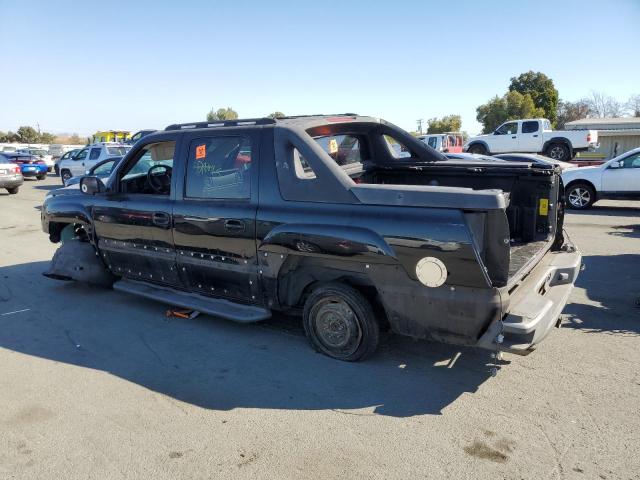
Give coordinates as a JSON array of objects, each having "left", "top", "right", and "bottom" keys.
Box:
[{"left": 561, "top": 147, "right": 640, "bottom": 209}]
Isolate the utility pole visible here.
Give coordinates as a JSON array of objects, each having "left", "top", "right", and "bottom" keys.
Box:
[
  {"left": 37, "top": 122, "right": 41, "bottom": 134},
  {"left": 416, "top": 119, "right": 423, "bottom": 134}
]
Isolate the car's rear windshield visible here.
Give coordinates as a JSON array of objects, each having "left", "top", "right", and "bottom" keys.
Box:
[
  {"left": 30, "top": 149, "right": 47, "bottom": 155},
  {"left": 312, "top": 134, "right": 363, "bottom": 166},
  {"left": 107, "top": 147, "right": 129, "bottom": 155}
]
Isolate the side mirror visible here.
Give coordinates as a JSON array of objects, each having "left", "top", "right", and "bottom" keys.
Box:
[
  {"left": 80, "top": 176, "right": 106, "bottom": 195},
  {"left": 609, "top": 161, "right": 622, "bottom": 169}
]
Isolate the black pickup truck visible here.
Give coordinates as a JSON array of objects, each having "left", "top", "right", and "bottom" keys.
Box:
[{"left": 41, "top": 114, "right": 581, "bottom": 361}]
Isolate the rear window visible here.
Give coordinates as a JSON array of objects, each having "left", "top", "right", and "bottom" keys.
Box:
[
  {"left": 107, "top": 147, "right": 129, "bottom": 155},
  {"left": 313, "top": 134, "right": 363, "bottom": 166}
]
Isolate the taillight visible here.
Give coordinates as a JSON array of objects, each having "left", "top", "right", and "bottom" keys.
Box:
[
  {"left": 13, "top": 165, "right": 20, "bottom": 174},
  {"left": 587, "top": 134, "right": 592, "bottom": 142}
]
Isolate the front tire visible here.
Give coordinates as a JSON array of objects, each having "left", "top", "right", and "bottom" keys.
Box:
[
  {"left": 467, "top": 144, "right": 488, "bottom": 155},
  {"left": 546, "top": 143, "right": 571, "bottom": 161},
  {"left": 6, "top": 187, "right": 19, "bottom": 194},
  {"left": 566, "top": 183, "right": 595, "bottom": 209},
  {"left": 303, "top": 283, "right": 380, "bottom": 362},
  {"left": 61, "top": 170, "right": 72, "bottom": 185}
]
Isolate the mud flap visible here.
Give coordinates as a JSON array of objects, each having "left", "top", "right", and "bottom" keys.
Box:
[{"left": 43, "top": 239, "right": 115, "bottom": 287}]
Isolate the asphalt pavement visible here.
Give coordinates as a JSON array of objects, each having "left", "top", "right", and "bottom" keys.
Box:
[{"left": 1, "top": 176, "right": 638, "bottom": 479}]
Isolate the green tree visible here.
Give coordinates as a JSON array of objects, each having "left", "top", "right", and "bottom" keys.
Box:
[
  {"left": 267, "top": 111, "right": 285, "bottom": 119},
  {"left": 39, "top": 132, "right": 56, "bottom": 143},
  {"left": 16, "top": 126, "right": 40, "bottom": 143},
  {"left": 556, "top": 99, "right": 590, "bottom": 129},
  {"left": 426, "top": 115, "right": 462, "bottom": 134},
  {"left": 476, "top": 91, "right": 544, "bottom": 133},
  {"left": 509, "top": 71, "right": 559, "bottom": 125},
  {"left": 206, "top": 107, "right": 238, "bottom": 121}
]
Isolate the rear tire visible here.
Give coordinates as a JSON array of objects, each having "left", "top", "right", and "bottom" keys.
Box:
[
  {"left": 303, "top": 283, "right": 380, "bottom": 362},
  {"left": 6, "top": 187, "right": 19, "bottom": 194},
  {"left": 61, "top": 170, "right": 72, "bottom": 184},
  {"left": 546, "top": 143, "right": 571, "bottom": 161},
  {"left": 565, "top": 183, "right": 595, "bottom": 209},
  {"left": 36, "top": 174, "right": 46, "bottom": 180},
  {"left": 468, "top": 144, "right": 488, "bottom": 155}
]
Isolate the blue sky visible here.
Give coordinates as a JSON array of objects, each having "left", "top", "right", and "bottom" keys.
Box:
[{"left": 0, "top": 0, "right": 638, "bottom": 136}]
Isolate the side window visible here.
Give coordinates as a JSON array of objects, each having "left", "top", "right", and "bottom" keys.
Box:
[
  {"left": 427, "top": 137, "right": 438, "bottom": 148},
  {"left": 89, "top": 148, "right": 101, "bottom": 160},
  {"left": 384, "top": 135, "right": 412, "bottom": 159},
  {"left": 293, "top": 148, "right": 317, "bottom": 179},
  {"left": 522, "top": 121, "right": 539, "bottom": 134},
  {"left": 495, "top": 122, "right": 518, "bottom": 135},
  {"left": 185, "top": 136, "right": 251, "bottom": 199},
  {"left": 75, "top": 149, "right": 88, "bottom": 160},
  {"left": 620, "top": 153, "right": 640, "bottom": 168},
  {"left": 120, "top": 141, "right": 175, "bottom": 194}
]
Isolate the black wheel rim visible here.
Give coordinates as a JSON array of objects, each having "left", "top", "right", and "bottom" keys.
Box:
[
  {"left": 310, "top": 296, "right": 362, "bottom": 358},
  {"left": 549, "top": 145, "right": 565, "bottom": 160}
]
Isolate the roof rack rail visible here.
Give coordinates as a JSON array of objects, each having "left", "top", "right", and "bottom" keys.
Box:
[
  {"left": 165, "top": 118, "right": 276, "bottom": 131},
  {"left": 279, "top": 113, "right": 359, "bottom": 119}
]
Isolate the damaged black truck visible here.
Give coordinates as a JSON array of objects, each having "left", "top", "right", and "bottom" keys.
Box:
[{"left": 41, "top": 115, "right": 581, "bottom": 361}]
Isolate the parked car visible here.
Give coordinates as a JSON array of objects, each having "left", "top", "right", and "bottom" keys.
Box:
[
  {"left": 42, "top": 114, "right": 581, "bottom": 361},
  {"left": 494, "top": 153, "right": 576, "bottom": 171},
  {"left": 16, "top": 147, "right": 55, "bottom": 172},
  {"left": 58, "top": 142, "right": 130, "bottom": 184},
  {"left": 561, "top": 146, "right": 640, "bottom": 209},
  {"left": 419, "top": 133, "right": 464, "bottom": 153},
  {"left": 54, "top": 148, "right": 81, "bottom": 175},
  {"left": 465, "top": 118, "right": 599, "bottom": 161},
  {"left": 64, "top": 157, "right": 123, "bottom": 186},
  {"left": 0, "top": 157, "right": 23, "bottom": 194},
  {"left": 126, "top": 129, "right": 156, "bottom": 145},
  {"left": 0, "top": 152, "right": 48, "bottom": 180}
]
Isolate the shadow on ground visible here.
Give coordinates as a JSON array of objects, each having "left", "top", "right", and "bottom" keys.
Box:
[
  {"left": 567, "top": 204, "right": 640, "bottom": 217},
  {"left": 0, "top": 261, "right": 498, "bottom": 418},
  {"left": 33, "top": 184, "right": 62, "bottom": 191},
  {"left": 563, "top": 254, "right": 640, "bottom": 335}
]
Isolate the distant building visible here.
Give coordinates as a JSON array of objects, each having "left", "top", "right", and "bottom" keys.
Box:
[{"left": 565, "top": 117, "right": 640, "bottom": 159}]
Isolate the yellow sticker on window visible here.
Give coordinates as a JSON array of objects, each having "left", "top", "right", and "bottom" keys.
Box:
[
  {"left": 328, "top": 139, "right": 338, "bottom": 155},
  {"left": 539, "top": 198, "right": 549, "bottom": 216}
]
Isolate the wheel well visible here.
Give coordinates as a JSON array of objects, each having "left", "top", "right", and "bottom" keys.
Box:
[
  {"left": 467, "top": 141, "right": 489, "bottom": 153},
  {"left": 48, "top": 222, "right": 88, "bottom": 243},
  {"left": 279, "top": 261, "right": 390, "bottom": 330},
  {"left": 564, "top": 179, "right": 597, "bottom": 201},
  {"left": 543, "top": 138, "right": 573, "bottom": 154}
]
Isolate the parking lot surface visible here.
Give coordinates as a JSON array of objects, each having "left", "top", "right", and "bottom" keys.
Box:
[{"left": 1, "top": 176, "right": 639, "bottom": 480}]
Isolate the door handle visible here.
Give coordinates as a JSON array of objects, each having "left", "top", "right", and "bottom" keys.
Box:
[
  {"left": 533, "top": 134, "right": 539, "bottom": 137},
  {"left": 152, "top": 212, "right": 170, "bottom": 227},
  {"left": 224, "top": 219, "right": 245, "bottom": 232},
  {"left": 511, "top": 136, "right": 517, "bottom": 139}
]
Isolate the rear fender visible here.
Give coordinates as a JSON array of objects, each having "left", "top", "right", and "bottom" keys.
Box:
[{"left": 258, "top": 224, "right": 397, "bottom": 308}]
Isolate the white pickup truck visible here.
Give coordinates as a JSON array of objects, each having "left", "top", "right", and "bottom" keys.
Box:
[{"left": 464, "top": 118, "right": 598, "bottom": 161}]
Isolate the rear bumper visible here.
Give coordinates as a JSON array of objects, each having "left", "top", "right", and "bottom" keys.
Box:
[
  {"left": 476, "top": 245, "right": 582, "bottom": 354},
  {"left": 0, "top": 176, "right": 24, "bottom": 188},
  {"left": 21, "top": 168, "right": 47, "bottom": 177}
]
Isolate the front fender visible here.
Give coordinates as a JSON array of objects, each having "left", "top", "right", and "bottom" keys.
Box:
[{"left": 41, "top": 194, "right": 93, "bottom": 242}]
